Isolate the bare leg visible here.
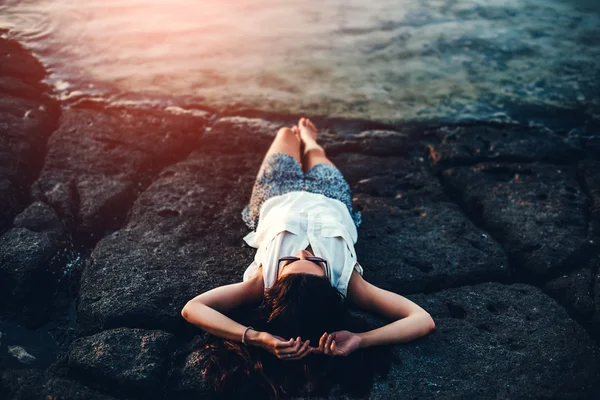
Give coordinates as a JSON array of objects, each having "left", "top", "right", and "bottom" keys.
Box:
[
  {"left": 298, "top": 117, "right": 335, "bottom": 173},
  {"left": 262, "top": 126, "right": 303, "bottom": 166}
]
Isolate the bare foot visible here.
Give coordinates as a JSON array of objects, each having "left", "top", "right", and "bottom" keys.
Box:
[{"left": 298, "top": 117, "right": 318, "bottom": 142}]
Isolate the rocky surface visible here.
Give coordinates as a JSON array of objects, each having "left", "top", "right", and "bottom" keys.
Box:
[
  {"left": 0, "top": 36, "right": 59, "bottom": 233},
  {"left": 371, "top": 283, "right": 600, "bottom": 399},
  {"left": 1, "top": 35, "right": 600, "bottom": 399},
  {"left": 0, "top": 37, "right": 69, "bottom": 328},
  {"left": 441, "top": 162, "right": 590, "bottom": 277},
  {"left": 76, "top": 151, "right": 260, "bottom": 334},
  {"left": 1, "top": 368, "right": 120, "bottom": 400},
  {"left": 0, "top": 227, "right": 62, "bottom": 325},
  {"left": 32, "top": 105, "right": 209, "bottom": 244},
  {"left": 67, "top": 328, "right": 175, "bottom": 398}
]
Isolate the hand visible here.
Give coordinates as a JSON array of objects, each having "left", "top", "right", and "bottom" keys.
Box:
[
  {"left": 255, "top": 332, "right": 312, "bottom": 361},
  {"left": 314, "top": 331, "right": 361, "bottom": 357}
]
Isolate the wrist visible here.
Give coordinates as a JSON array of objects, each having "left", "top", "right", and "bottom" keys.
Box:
[
  {"left": 244, "top": 328, "right": 263, "bottom": 346},
  {"left": 357, "top": 332, "right": 370, "bottom": 349}
]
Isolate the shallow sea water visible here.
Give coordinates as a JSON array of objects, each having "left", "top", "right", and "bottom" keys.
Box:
[{"left": 1, "top": 0, "right": 599, "bottom": 129}]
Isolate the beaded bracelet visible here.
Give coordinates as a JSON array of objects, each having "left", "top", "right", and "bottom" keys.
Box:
[{"left": 242, "top": 326, "right": 254, "bottom": 345}]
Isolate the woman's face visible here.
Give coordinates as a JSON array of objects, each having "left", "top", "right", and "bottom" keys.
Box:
[{"left": 278, "top": 249, "right": 326, "bottom": 278}]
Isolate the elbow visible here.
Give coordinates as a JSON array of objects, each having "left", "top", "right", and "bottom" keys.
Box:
[
  {"left": 419, "top": 312, "right": 435, "bottom": 334},
  {"left": 429, "top": 315, "right": 436, "bottom": 331},
  {"left": 180, "top": 302, "right": 191, "bottom": 320},
  {"left": 427, "top": 314, "right": 436, "bottom": 332}
]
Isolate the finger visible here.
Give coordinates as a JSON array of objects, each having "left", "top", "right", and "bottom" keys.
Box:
[
  {"left": 318, "top": 332, "right": 328, "bottom": 353},
  {"left": 331, "top": 339, "right": 343, "bottom": 356},
  {"left": 290, "top": 337, "right": 303, "bottom": 353},
  {"left": 279, "top": 339, "right": 306, "bottom": 360},
  {"left": 324, "top": 334, "right": 334, "bottom": 355},
  {"left": 286, "top": 340, "right": 311, "bottom": 360},
  {"left": 279, "top": 337, "right": 303, "bottom": 355},
  {"left": 274, "top": 337, "right": 295, "bottom": 349}
]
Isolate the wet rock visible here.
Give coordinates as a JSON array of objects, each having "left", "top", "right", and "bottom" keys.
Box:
[
  {"left": 167, "top": 335, "right": 215, "bottom": 399},
  {"left": 544, "top": 256, "right": 600, "bottom": 341},
  {"left": 199, "top": 116, "right": 282, "bottom": 154},
  {"left": 13, "top": 201, "right": 67, "bottom": 239},
  {"left": 0, "top": 369, "right": 45, "bottom": 400},
  {"left": 323, "top": 129, "right": 411, "bottom": 157},
  {"left": 77, "top": 152, "right": 260, "bottom": 333},
  {"left": 7, "top": 345, "right": 36, "bottom": 364},
  {"left": 441, "top": 162, "right": 592, "bottom": 277},
  {"left": 0, "top": 227, "right": 62, "bottom": 326},
  {"left": 370, "top": 282, "right": 600, "bottom": 399},
  {"left": 67, "top": 328, "right": 174, "bottom": 398},
  {"left": 428, "top": 124, "right": 582, "bottom": 171},
  {"left": 353, "top": 194, "right": 509, "bottom": 294},
  {"left": 45, "top": 375, "right": 123, "bottom": 400},
  {"left": 580, "top": 159, "right": 600, "bottom": 239},
  {"left": 0, "top": 38, "right": 60, "bottom": 232},
  {"left": 0, "top": 319, "right": 60, "bottom": 369},
  {"left": 0, "top": 179, "right": 20, "bottom": 234},
  {"left": 330, "top": 152, "right": 508, "bottom": 293},
  {"left": 0, "top": 37, "right": 46, "bottom": 83},
  {"left": 32, "top": 105, "right": 209, "bottom": 242},
  {"left": 0, "top": 76, "right": 52, "bottom": 102},
  {"left": 0, "top": 369, "right": 119, "bottom": 400},
  {"left": 331, "top": 152, "right": 446, "bottom": 204},
  {"left": 202, "top": 116, "right": 411, "bottom": 157}
]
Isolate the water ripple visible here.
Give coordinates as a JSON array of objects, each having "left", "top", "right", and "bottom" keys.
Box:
[{"left": 0, "top": 0, "right": 598, "bottom": 131}]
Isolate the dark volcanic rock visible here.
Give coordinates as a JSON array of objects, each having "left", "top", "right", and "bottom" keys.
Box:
[
  {"left": 0, "top": 227, "right": 62, "bottom": 325},
  {"left": 331, "top": 152, "right": 509, "bottom": 293},
  {"left": 199, "top": 116, "right": 282, "bottom": 154},
  {"left": 581, "top": 158, "right": 600, "bottom": 239},
  {"left": 32, "top": 106, "right": 209, "bottom": 241},
  {"left": 0, "top": 178, "right": 20, "bottom": 233},
  {"left": 0, "top": 200, "right": 71, "bottom": 326},
  {"left": 371, "top": 282, "right": 600, "bottom": 399},
  {"left": 0, "top": 38, "right": 60, "bottom": 232},
  {"left": 428, "top": 124, "right": 582, "bottom": 171},
  {"left": 0, "top": 76, "right": 51, "bottom": 101},
  {"left": 323, "top": 129, "right": 411, "bottom": 157},
  {"left": 167, "top": 335, "right": 214, "bottom": 399},
  {"left": 441, "top": 162, "right": 592, "bottom": 277},
  {"left": 13, "top": 200, "right": 67, "bottom": 239},
  {"left": 44, "top": 375, "right": 122, "bottom": 400},
  {"left": 353, "top": 194, "right": 509, "bottom": 294},
  {"left": 545, "top": 255, "right": 600, "bottom": 341},
  {"left": 202, "top": 116, "right": 412, "bottom": 157},
  {"left": 1, "top": 369, "right": 119, "bottom": 400},
  {"left": 68, "top": 328, "right": 174, "bottom": 398},
  {"left": 0, "top": 37, "right": 45, "bottom": 83},
  {"left": 77, "top": 152, "right": 261, "bottom": 334},
  {"left": 331, "top": 152, "right": 446, "bottom": 204}
]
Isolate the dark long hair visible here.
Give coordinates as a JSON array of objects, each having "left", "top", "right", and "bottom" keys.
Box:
[{"left": 190, "top": 273, "right": 390, "bottom": 399}]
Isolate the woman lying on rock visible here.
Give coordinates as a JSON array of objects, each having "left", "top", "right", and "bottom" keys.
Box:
[{"left": 181, "top": 117, "right": 435, "bottom": 397}]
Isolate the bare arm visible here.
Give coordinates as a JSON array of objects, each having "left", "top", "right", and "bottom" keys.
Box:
[
  {"left": 180, "top": 267, "right": 313, "bottom": 360},
  {"left": 180, "top": 272, "right": 265, "bottom": 343},
  {"left": 347, "top": 270, "right": 435, "bottom": 348}
]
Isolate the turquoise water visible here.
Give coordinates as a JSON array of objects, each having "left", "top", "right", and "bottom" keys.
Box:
[{"left": 1, "top": 0, "right": 599, "bottom": 128}]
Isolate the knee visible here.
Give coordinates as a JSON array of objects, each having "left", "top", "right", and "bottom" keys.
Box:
[{"left": 276, "top": 127, "right": 298, "bottom": 141}]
